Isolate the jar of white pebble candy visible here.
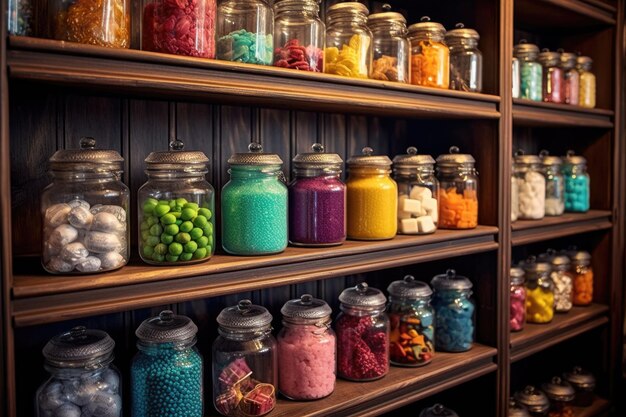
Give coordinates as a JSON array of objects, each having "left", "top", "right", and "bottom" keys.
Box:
[
  {"left": 550, "top": 255, "right": 574, "bottom": 313},
  {"left": 539, "top": 150, "right": 565, "bottom": 216},
  {"left": 513, "top": 151, "right": 546, "bottom": 220}
]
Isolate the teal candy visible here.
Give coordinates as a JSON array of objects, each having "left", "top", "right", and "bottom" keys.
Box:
[
  {"left": 217, "top": 29, "right": 273, "bottom": 65},
  {"left": 564, "top": 174, "right": 590, "bottom": 212},
  {"left": 432, "top": 289, "right": 475, "bottom": 352},
  {"left": 520, "top": 61, "right": 542, "bottom": 101}
]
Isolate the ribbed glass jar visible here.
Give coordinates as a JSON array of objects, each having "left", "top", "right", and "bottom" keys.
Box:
[{"left": 367, "top": 4, "right": 409, "bottom": 83}]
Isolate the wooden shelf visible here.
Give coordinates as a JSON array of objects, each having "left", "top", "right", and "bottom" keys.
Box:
[
  {"left": 572, "top": 396, "right": 611, "bottom": 417},
  {"left": 515, "top": 0, "right": 616, "bottom": 29},
  {"left": 512, "top": 99, "right": 614, "bottom": 128}
]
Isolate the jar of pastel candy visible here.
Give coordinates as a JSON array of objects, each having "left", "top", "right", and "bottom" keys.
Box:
[
  {"left": 569, "top": 250, "right": 594, "bottom": 306},
  {"left": 540, "top": 150, "right": 565, "bottom": 216},
  {"left": 408, "top": 16, "right": 449, "bottom": 89},
  {"left": 277, "top": 294, "right": 336, "bottom": 400},
  {"left": 41, "top": 137, "right": 130, "bottom": 274},
  {"left": 513, "top": 150, "right": 546, "bottom": 220},
  {"left": 514, "top": 40, "right": 542, "bottom": 102},
  {"left": 514, "top": 385, "right": 550, "bottom": 417},
  {"left": 213, "top": 300, "right": 277, "bottom": 416},
  {"left": 510, "top": 267, "right": 526, "bottom": 332},
  {"left": 36, "top": 326, "right": 122, "bottom": 417},
  {"left": 563, "top": 366, "right": 596, "bottom": 407},
  {"left": 523, "top": 257, "right": 555, "bottom": 324},
  {"left": 367, "top": 4, "right": 410, "bottom": 83},
  {"left": 562, "top": 150, "right": 590, "bottom": 213},
  {"left": 446, "top": 23, "right": 483, "bottom": 92},
  {"left": 542, "top": 377, "right": 576, "bottom": 417},
  {"left": 577, "top": 56, "right": 596, "bottom": 108},
  {"left": 508, "top": 397, "right": 532, "bottom": 417},
  {"left": 387, "top": 275, "right": 435, "bottom": 366},
  {"left": 538, "top": 49, "right": 564, "bottom": 103},
  {"left": 335, "top": 282, "right": 389, "bottom": 381},
  {"left": 436, "top": 146, "right": 479, "bottom": 229},
  {"left": 550, "top": 255, "right": 574, "bottom": 313},
  {"left": 419, "top": 403, "right": 460, "bottom": 417},
  {"left": 559, "top": 51, "right": 580, "bottom": 105}
]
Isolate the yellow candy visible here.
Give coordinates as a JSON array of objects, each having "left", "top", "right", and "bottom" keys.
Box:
[
  {"left": 346, "top": 170, "right": 397, "bottom": 240},
  {"left": 324, "top": 34, "right": 369, "bottom": 78},
  {"left": 526, "top": 286, "right": 554, "bottom": 323}
]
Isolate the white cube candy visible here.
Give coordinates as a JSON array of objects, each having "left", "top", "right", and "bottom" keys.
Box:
[
  {"left": 402, "top": 198, "right": 422, "bottom": 214},
  {"left": 410, "top": 186, "right": 432, "bottom": 201},
  {"left": 400, "top": 218, "right": 419, "bottom": 234},
  {"left": 422, "top": 197, "right": 437, "bottom": 213},
  {"left": 417, "top": 216, "right": 436, "bottom": 233}
]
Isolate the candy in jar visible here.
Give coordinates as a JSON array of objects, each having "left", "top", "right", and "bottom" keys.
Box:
[
  {"left": 514, "top": 40, "right": 542, "bottom": 101},
  {"left": 550, "top": 255, "right": 574, "bottom": 313},
  {"left": 563, "top": 366, "right": 596, "bottom": 407},
  {"left": 419, "top": 403, "right": 460, "bottom": 417},
  {"left": 542, "top": 377, "right": 576, "bottom": 417},
  {"left": 514, "top": 150, "right": 546, "bottom": 220},
  {"left": 540, "top": 151, "right": 565, "bottom": 216},
  {"left": 436, "top": 146, "right": 479, "bottom": 229},
  {"left": 408, "top": 16, "right": 449, "bottom": 88},
  {"left": 577, "top": 56, "right": 596, "bottom": 108},
  {"left": 569, "top": 250, "right": 593, "bottom": 306},
  {"left": 510, "top": 267, "right": 526, "bottom": 332},
  {"left": 367, "top": 4, "right": 410, "bottom": 83},
  {"left": 446, "top": 23, "right": 483, "bottom": 92},
  {"left": 562, "top": 150, "right": 590, "bottom": 213},
  {"left": 538, "top": 49, "right": 564, "bottom": 103},
  {"left": 560, "top": 51, "right": 580, "bottom": 105},
  {"left": 523, "top": 257, "right": 555, "bottom": 324},
  {"left": 514, "top": 385, "right": 550, "bottom": 417}
]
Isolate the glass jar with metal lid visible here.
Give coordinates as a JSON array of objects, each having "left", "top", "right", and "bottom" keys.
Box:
[
  {"left": 222, "top": 142, "right": 287, "bottom": 255},
  {"left": 138, "top": 140, "right": 215, "bottom": 265},
  {"left": 419, "top": 403, "right": 460, "bottom": 417},
  {"left": 539, "top": 150, "right": 565, "bottom": 216},
  {"left": 132, "top": 310, "right": 203, "bottom": 417},
  {"left": 559, "top": 50, "right": 580, "bottom": 105},
  {"left": 509, "top": 397, "right": 532, "bottom": 417},
  {"left": 542, "top": 377, "right": 576, "bottom": 417},
  {"left": 445, "top": 23, "right": 483, "bottom": 92},
  {"left": 513, "top": 57, "right": 521, "bottom": 98},
  {"left": 408, "top": 16, "right": 449, "bottom": 88},
  {"left": 335, "top": 282, "right": 389, "bottom": 381},
  {"left": 393, "top": 147, "right": 439, "bottom": 235},
  {"left": 514, "top": 150, "right": 546, "bottom": 220},
  {"left": 289, "top": 143, "right": 345, "bottom": 246},
  {"left": 213, "top": 300, "right": 277, "bottom": 416},
  {"left": 577, "top": 56, "right": 596, "bottom": 108},
  {"left": 514, "top": 386, "right": 550, "bottom": 417},
  {"left": 367, "top": 4, "right": 409, "bottom": 83},
  {"left": 510, "top": 267, "right": 527, "bottom": 332},
  {"left": 562, "top": 150, "right": 590, "bottom": 213},
  {"left": 538, "top": 49, "right": 564, "bottom": 103},
  {"left": 436, "top": 146, "right": 479, "bottom": 229},
  {"left": 563, "top": 366, "right": 596, "bottom": 406},
  {"left": 514, "top": 40, "right": 542, "bottom": 101},
  {"left": 277, "top": 294, "right": 336, "bottom": 400},
  {"left": 37, "top": 326, "right": 122, "bottom": 417},
  {"left": 41, "top": 137, "right": 130, "bottom": 274},
  {"left": 523, "top": 256, "right": 554, "bottom": 324},
  {"left": 570, "top": 250, "right": 593, "bottom": 306},
  {"left": 550, "top": 255, "right": 574, "bottom": 313}
]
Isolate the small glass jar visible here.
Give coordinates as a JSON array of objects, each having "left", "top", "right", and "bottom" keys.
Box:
[
  {"left": 509, "top": 397, "right": 532, "bottom": 417},
  {"left": 560, "top": 51, "right": 580, "bottom": 105},
  {"left": 289, "top": 143, "right": 345, "bottom": 246},
  {"left": 563, "top": 366, "right": 596, "bottom": 407},
  {"left": 570, "top": 251, "right": 594, "bottom": 306},
  {"left": 222, "top": 142, "right": 288, "bottom": 255},
  {"left": 8, "top": 0, "right": 33, "bottom": 35},
  {"left": 550, "top": 255, "right": 574, "bottom": 313},
  {"left": 335, "top": 282, "right": 389, "bottom": 381},
  {"left": 408, "top": 16, "right": 449, "bottom": 89},
  {"left": 514, "top": 386, "right": 550, "bottom": 417},
  {"left": 538, "top": 49, "right": 564, "bottom": 103},
  {"left": 213, "top": 300, "right": 277, "bottom": 416},
  {"left": 367, "top": 4, "right": 409, "bottom": 83},
  {"left": 436, "top": 146, "right": 479, "bottom": 229},
  {"left": 324, "top": 2, "right": 372, "bottom": 78},
  {"left": 562, "top": 150, "right": 590, "bottom": 213},
  {"left": 132, "top": 310, "right": 203, "bottom": 417},
  {"left": 277, "top": 294, "right": 336, "bottom": 400},
  {"left": 445, "top": 23, "right": 483, "bottom": 92},
  {"left": 540, "top": 151, "right": 565, "bottom": 216},
  {"left": 512, "top": 57, "right": 521, "bottom": 98},
  {"left": 273, "top": 0, "right": 324, "bottom": 71},
  {"left": 41, "top": 137, "right": 129, "bottom": 274},
  {"left": 430, "top": 269, "right": 475, "bottom": 352},
  {"left": 577, "top": 56, "right": 596, "bottom": 108},
  {"left": 393, "top": 147, "right": 439, "bottom": 235},
  {"left": 216, "top": 0, "right": 274, "bottom": 64},
  {"left": 346, "top": 146, "right": 397, "bottom": 240},
  {"left": 542, "top": 377, "right": 576, "bottom": 417},
  {"left": 514, "top": 40, "right": 542, "bottom": 101},
  {"left": 514, "top": 151, "right": 546, "bottom": 220},
  {"left": 36, "top": 326, "right": 122, "bottom": 417},
  {"left": 523, "top": 257, "right": 555, "bottom": 324},
  {"left": 138, "top": 140, "right": 215, "bottom": 265},
  {"left": 419, "top": 403, "right": 460, "bottom": 417},
  {"left": 512, "top": 161, "right": 520, "bottom": 222},
  {"left": 510, "top": 267, "right": 526, "bottom": 332}
]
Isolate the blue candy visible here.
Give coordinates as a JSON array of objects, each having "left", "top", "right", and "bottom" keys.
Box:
[
  {"left": 564, "top": 175, "right": 589, "bottom": 212},
  {"left": 432, "top": 290, "right": 475, "bottom": 352}
]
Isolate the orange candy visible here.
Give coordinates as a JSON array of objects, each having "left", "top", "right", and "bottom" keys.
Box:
[
  {"left": 410, "top": 40, "right": 449, "bottom": 88},
  {"left": 438, "top": 188, "right": 478, "bottom": 229},
  {"left": 573, "top": 270, "right": 594, "bottom": 305},
  {"left": 55, "top": 0, "right": 130, "bottom": 48}
]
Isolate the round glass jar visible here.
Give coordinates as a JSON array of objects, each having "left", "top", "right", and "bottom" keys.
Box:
[
  {"left": 559, "top": 51, "right": 580, "bottom": 105},
  {"left": 509, "top": 397, "right": 532, "bottom": 417},
  {"left": 41, "top": 137, "right": 129, "bottom": 274},
  {"left": 542, "top": 377, "right": 576, "bottom": 417},
  {"left": 277, "top": 294, "right": 336, "bottom": 400},
  {"left": 419, "top": 403, "right": 460, "bottom": 417},
  {"left": 510, "top": 267, "right": 526, "bottom": 332},
  {"left": 563, "top": 366, "right": 596, "bottom": 407},
  {"left": 570, "top": 250, "right": 594, "bottom": 306},
  {"left": 8, "top": 0, "right": 33, "bottom": 35},
  {"left": 550, "top": 255, "right": 574, "bottom": 313},
  {"left": 514, "top": 386, "right": 550, "bottom": 417},
  {"left": 138, "top": 140, "right": 215, "bottom": 265},
  {"left": 445, "top": 23, "right": 483, "bottom": 92},
  {"left": 289, "top": 143, "right": 345, "bottom": 246},
  {"left": 36, "top": 326, "right": 122, "bottom": 417},
  {"left": 562, "top": 150, "right": 590, "bottom": 213},
  {"left": 222, "top": 142, "right": 287, "bottom": 255},
  {"left": 523, "top": 257, "right": 555, "bottom": 324},
  {"left": 367, "top": 4, "right": 409, "bottom": 83},
  {"left": 577, "top": 56, "right": 596, "bottom": 108},
  {"left": 514, "top": 40, "right": 542, "bottom": 101},
  {"left": 514, "top": 151, "right": 546, "bottom": 220},
  {"left": 213, "top": 300, "right": 277, "bottom": 416},
  {"left": 335, "top": 282, "right": 389, "bottom": 381},
  {"left": 513, "top": 57, "right": 521, "bottom": 98},
  {"left": 540, "top": 151, "right": 565, "bottom": 216},
  {"left": 538, "top": 49, "right": 564, "bottom": 103},
  {"left": 408, "top": 16, "right": 449, "bottom": 88},
  {"left": 393, "top": 147, "right": 439, "bottom": 235},
  {"left": 436, "top": 146, "right": 479, "bottom": 229}
]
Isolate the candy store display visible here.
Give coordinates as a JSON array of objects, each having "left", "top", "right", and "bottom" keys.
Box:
[
  {"left": 549, "top": 255, "right": 574, "bottom": 313},
  {"left": 510, "top": 267, "right": 527, "bottom": 332},
  {"left": 538, "top": 49, "right": 564, "bottom": 103},
  {"left": 514, "top": 386, "right": 550, "bottom": 417},
  {"left": 523, "top": 258, "right": 555, "bottom": 324},
  {"left": 562, "top": 151, "right": 590, "bottom": 213},
  {"left": 514, "top": 40, "right": 542, "bottom": 102},
  {"left": 569, "top": 250, "right": 593, "bottom": 306},
  {"left": 509, "top": 397, "right": 532, "bottom": 417},
  {"left": 446, "top": 23, "right": 483, "bottom": 92},
  {"left": 560, "top": 51, "right": 580, "bottom": 105},
  {"left": 7, "top": 0, "right": 32, "bottom": 35},
  {"left": 540, "top": 151, "right": 565, "bottom": 217},
  {"left": 408, "top": 16, "right": 449, "bottom": 89},
  {"left": 367, "top": 4, "right": 409, "bottom": 83},
  {"left": 436, "top": 146, "right": 479, "bottom": 229},
  {"left": 513, "top": 57, "right": 521, "bottom": 98},
  {"left": 577, "top": 56, "right": 596, "bottom": 108},
  {"left": 541, "top": 377, "right": 575, "bottom": 417},
  {"left": 419, "top": 403, "right": 460, "bottom": 417},
  {"left": 514, "top": 151, "right": 546, "bottom": 220},
  {"left": 562, "top": 366, "right": 596, "bottom": 407}
]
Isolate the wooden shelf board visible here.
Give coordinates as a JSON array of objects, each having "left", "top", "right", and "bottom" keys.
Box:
[
  {"left": 572, "top": 396, "right": 610, "bottom": 417},
  {"left": 515, "top": 0, "right": 616, "bottom": 29},
  {"left": 512, "top": 99, "right": 614, "bottom": 128}
]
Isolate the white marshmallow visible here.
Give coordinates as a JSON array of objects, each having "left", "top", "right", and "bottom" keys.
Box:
[
  {"left": 417, "top": 216, "right": 436, "bottom": 233},
  {"left": 400, "top": 218, "right": 419, "bottom": 234},
  {"left": 402, "top": 198, "right": 422, "bottom": 214},
  {"left": 410, "top": 186, "right": 432, "bottom": 201}
]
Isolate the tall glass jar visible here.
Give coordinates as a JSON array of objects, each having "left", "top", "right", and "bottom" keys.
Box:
[
  {"left": 8, "top": 0, "right": 33, "bottom": 35},
  {"left": 514, "top": 151, "right": 546, "bottom": 220},
  {"left": 216, "top": 0, "right": 274, "bottom": 64},
  {"left": 222, "top": 142, "right": 287, "bottom": 255},
  {"left": 289, "top": 143, "right": 345, "bottom": 246},
  {"left": 393, "top": 147, "right": 439, "bottom": 235},
  {"left": 41, "top": 137, "right": 129, "bottom": 274},
  {"left": 446, "top": 23, "right": 483, "bottom": 92},
  {"left": 514, "top": 386, "right": 550, "bottom": 417},
  {"left": 387, "top": 275, "right": 435, "bottom": 366},
  {"left": 514, "top": 40, "right": 542, "bottom": 101},
  {"left": 277, "top": 294, "right": 336, "bottom": 400},
  {"left": 562, "top": 150, "right": 590, "bottom": 212},
  {"left": 577, "top": 56, "right": 596, "bottom": 108},
  {"left": 523, "top": 257, "right": 555, "bottom": 324},
  {"left": 36, "top": 327, "right": 122, "bottom": 417},
  {"left": 512, "top": 57, "right": 521, "bottom": 98},
  {"left": 335, "top": 282, "right": 389, "bottom": 381},
  {"left": 273, "top": 0, "right": 324, "bottom": 71},
  {"left": 346, "top": 146, "right": 397, "bottom": 240},
  {"left": 510, "top": 267, "right": 526, "bottom": 332},
  {"left": 542, "top": 377, "right": 576, "bottom": 417},
  {"left": 138, "top": 140, "right": 215, "bottom": 265},
  {"left": 550, "top": 255, "right": 574, "bottom": 313},
  {"left": 213, "top": 300, "right": 277, "bottom": 416},
  {"left": 367, "top": 4, "right": 409, "bottom": 83},
  {"left": 324, "top": 2, "right": 372, "bottom": 78},
  {"left": 563, "top": 366, "right": 596, "bottom": 407},
  {"left": 570, "top": 250, "right": 594, "bottom": 306},
  {"left": 538, "top": 49, "right": 564, "bottom": 103},
  {"left": 408, "top": 16, "right": 449, "bottom": 89},
  {"left": 436, "top": 146, "right": 479, "bottom": 229},
  {"left": 540, "top": 151, "right": 565, "bottom": 216},
  {"left": 560, "top": 51, "right": 580, "bottom": 105}
]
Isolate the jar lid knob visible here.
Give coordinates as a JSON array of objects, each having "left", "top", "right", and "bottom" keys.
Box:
[
  {"left": 568, "top": 245, "right": 578, "bottom": 251},
  {"left": 455, "top": 22, "right": 465, "bottom": 29},
  {"left": 520, "top": 39, "right": 528, "bottom": 44},
  {"left": 159, "top": 310, "right": 175, "bottom": 323},
  {"left": 362, "top": 146, "right": 374, "bottom": 156},
  {"left": 433, "top": 404, "right": 445, "bottom": 413},
  {"left": 404, "top": 275, "right": 415, "bottom": 283},
  {"left": 557, "top": 48, "right": 564, "bottom": 53},
  {"left": 573, "top": 366, "right": 583, "bottom": 374},
  {"left": 542, "top": 48, "right": 550, "bottom": 52},
  {"left": 515, "top": 148, "right": 525, "bottom": 157},
  {"left": 547, "top": 248, "right": 556, "bottom": 256},
  {"left": 523, "top": 385, "right": 535, "bottom": 394},
  {"left": 169, "top": 139, "right": 185, "bottom": 151},
  {"left": 446, "top": 269, "right": 456, "bottom": 278},
  {"left": 539, "top": 149, "right": 549, "bottom": 157},
  {"left": 449, "top": 146, "right": 460, "bottom": 154},
  {"left": 69, "top": 326, "right": 87, "bottom": 339},
  {"left": 356, "top": 282, "right": 369, "bottom": 294},
  {"left": 566, "top": 150, "right": 576, "bottom": 158},
  {"left": 80, "top": 137, "right": 96, "bottom": 150},
  {"left": 406, "top": 146, "right": 418, "bottom": 155},
  {"left": 300, "top": 294, "right": 313, "bottom": 305},
  {"left": 237, "top": 299, "right": 253, "bottom": 311},
  {"left": 527, "top": 255, "right": 537, "bottom": 264},
  {"left": 552, "top": 376, "right": 563, "bottom": 384},
  {"left": 420, "top": 16, "right": 431, "bottom": 22},
  {"left": 311, "top": 143, "right": 325, "bottom": 153},
  {"left": 249, "top": 142, "right": 263, "bottom": 153},
  {"left": 382, "top": 3, "right": 391, "bottom": 11}
]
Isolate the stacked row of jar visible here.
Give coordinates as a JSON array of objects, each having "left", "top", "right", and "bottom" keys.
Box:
[{"left": 513, "top": 40, "right": 596, "bottom": 108}]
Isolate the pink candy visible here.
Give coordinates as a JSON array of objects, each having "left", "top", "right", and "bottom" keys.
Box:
[
  {"left": 510, "top": 285, "right": 527, "bottom": 332},
  {"left": 274, "top": 39, "right": 323, "bottom": 72},
  {"left": 336, "top": 315, "right": 388, "bottom": 381}
]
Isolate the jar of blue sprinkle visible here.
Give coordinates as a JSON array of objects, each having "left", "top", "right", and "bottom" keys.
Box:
[{"left": 562, "top": 150, "right": 590, "bottom": 213}]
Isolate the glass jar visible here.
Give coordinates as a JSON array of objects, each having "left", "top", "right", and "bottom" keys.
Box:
[
  {"left": 273, "top": 0, "right": 324, "bottom": 71},
  {"left": 540, "top": 151, "right": 565, "bottom": 216},
  {"left": 277, "top": 294, "right": 336, "bottom": 400},
  {"left": 538, "top": 49, "right": 564, "bottom": 103},
  {"left": 509, "top": 397, "right": 532, "bottom": 417},
  {"left": 8, "top": 0, "right": 33, "bottom": 35},
  {"left": 430, "top": 269, "right": 475, "bottom": 352},
  {"left": 445, "top": 23, "right": 482, "bottom": 92},
  {"left": 570, "top": 250, "right": 594, "bottom": 306},
  {"left": 132, "top": 310, "right": 203, "bottom": 417},
  {"left": 436, "top": 146, "right": 479, "bottom": 229},
  {"left": 222, "top": 142, "right": 287, "bottom": 255},
  {"left": 138, "top": 140, "right": 215, "bottom": 265},
  {"left": 542, "top": 377, "right": 576, "bottom": 417},
  {"left": 514, "top": 40, "right": 542, "bottom": 101},
  {"left": 324, "top": 2, "right": 372, "bottom": 78},
  {"left": 512, "top": 160, "right": 520, "bottom": 222},
  {"left": 289, "top": 143, "right": 345, "bottom": 246},
  {"left": 36, "top": 326, "right": 122, "bottom": 417},
  {"left": 346, "top": 146, "right": 397, "bottom": 240},
  {"left": 387, "top": 275, "right": 435, "bottom": 366},
  {"left": 563, "top": 366, "right": 596, "bottom": 407},
  {"left": 550, "top": 255, "right": 574, "bottom": 313},
  {"left": 514, "top": 151, "right": 546, "bottom": 220},
  {"left": 216, "top": 0, "right": 274, "bottom": 64},
  {"left": 393, "top": 147, "right": 439, "bottom": 235},
  {"left": 514, "top": 386, "right": 550, "bottom": 417},
  {"left": 41, "top": 137, "right": 129, "bottom": 274},
  {"left": 367, "top": 4, "right": 409, "bottom": 83},
  {"left": 560, "top": 51, "right": 580, "bottom": 105},
  {"left": 419, "top": 403, "right": 460, "bottom": 417},
  {"left": 213, "top": 300, "right": 277, "bottom": 416},
  {"left": 577, "top": 56, "right": 596, "bottom": 108},
  {"left": 408, "top": 16, "right": 449, "bottom": 89},
  {"left": 510, "top": 267, "right": 526, "bottom": 332},
  {"left": 512, "top": 57, "right": 521, "bottom": 99},
  {"left": 335, "top": 282, "right": 389, "bottom": 381},
  {"left": 562, "top": 150, "right": 590, "bottom": 213},
  {"left": 523, "top": 257, "right": 555, "bottom": 324}
]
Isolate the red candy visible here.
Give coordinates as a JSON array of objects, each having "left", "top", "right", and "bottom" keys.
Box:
[
  {"left": 273, "top": 39, "right": 323, "bottom": 72},
  {"left": 336, "top": 315, "right": 389, "bottom": 381},
  {"left": 510, "top": 285, "right": 526, "bottom": 332}
]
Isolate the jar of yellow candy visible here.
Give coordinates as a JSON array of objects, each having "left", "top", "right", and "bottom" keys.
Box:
[{"left": 522, "top": 256, "right": 555, "bottom": 324}]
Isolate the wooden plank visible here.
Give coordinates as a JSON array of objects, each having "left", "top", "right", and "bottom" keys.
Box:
[
  {"left": 515, "top": 0, "right": 616, "bottom": 29},
  {"left": 571, "top": 396, "right": 610, "bottom": 417},
  {"left": 511, "top": 210, "right": 613, "bottom": 245},
  {"left": 512, "top": 99, "right": 614, "bottom": 128}
]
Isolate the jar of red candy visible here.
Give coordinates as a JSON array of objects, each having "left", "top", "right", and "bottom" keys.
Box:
[
  {"left": 542, "top": 377, "right": 576, "bottom": 417},
  {"left": 539, "top": 49, "right": 564, "bottom": 103},
  {"left": 335, "top": 282, "right": 389, "bottom": 381},
  {"left": 559, "top": 51, "right": 579, "bottom": 105},
  {"left": 367, "top": 4, "right": 410, "bottom": 83},
  {"left": 510, "top": 266, "right": 526, "bottom": 332},
  {"left": 277, "top": 294, "right": 336, "bottom": 400}
]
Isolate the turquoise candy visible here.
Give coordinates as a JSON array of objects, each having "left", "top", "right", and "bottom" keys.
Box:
[
  {"left": 432, "top": 290, "right": 475, "bottom": 352},
  {"left": 217, "top": 29, "right": 273, "bottom": 65},
  {"left": 520, "top": 61, "right": 542, "bottom": 101},
  {"left": 564, "top": 174, "right": 590, "bottom": 212}
]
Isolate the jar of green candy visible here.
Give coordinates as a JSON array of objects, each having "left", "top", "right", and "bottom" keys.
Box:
[
  {"left": 138, "top": 140, "right": 215, "bottom": 265},
  {"left": 562, "top": 150, "right": 590, "bottom": 213},
  {"left": 514, "top": 40, "right": 542, "bottom": 102}
]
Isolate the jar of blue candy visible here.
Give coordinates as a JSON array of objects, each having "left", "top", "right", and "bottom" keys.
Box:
[
  {"left": 36, "top": 326, "right": 122, "bottom": 417},
  {"left": 562, "top": 150, "right": 590, "bottom": 213},
  {"left": 131, "top": 310, "right": 203, "bottom": 417},
  {"left": 514, "top": 40, "right": 542, "bottom": 102},
  {"left": 430, "top": 269, "right": 475, "bottom": 352}
]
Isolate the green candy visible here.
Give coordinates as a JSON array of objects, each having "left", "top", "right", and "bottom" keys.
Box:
[
  {"left": 175, "top": 219, "right": 183, "bottom": 226},
  {"left": 140, "top": 221, "right": 150, "bottom": 231},
  {"left": 180, "top": 252, "right": 193, "bottom": 261},
  {"left": 169, "top": 200, "right": 177, "bottom": 208},
  {"left": 154, "top": 243, "right": 168, "bottom": 255},
  {"left": 141, "top": 230, "right": 151, "bottom": 241},
  {"left": 166, "top": 254, "right": 179, "bottom": 262},
  {"left": 154, "top": 204, "right": 171, "bottom": 217},
  {"left": 175, "top": 197, "right": 188, "bottom": 207},
  {"left": 180, "top": 221, "right": 194, "bottom": 233},
  {"left": 143, "top": 245, "right": 154, "bottom": 257},
  {"left": 175, "top": 232, "right": 191, "bottom": 244},
  {"left": 193, "top": 247, "right": 208, "bottom": 259},
  {"left": 147, "top": 216, "right": 159, "bottom": 227},
  {"left": 202, "top": 222, "right": 214, "bottom": 236},
  {"left": 190, "top": 227, "right": 203, "bottom": 240},
  {"left": 181, "top": 208, "right": 197, "bottom": 221},
  {"left": 183, "top": 202, "right": 199, "bottom": 210},
  {"left": 146, "top": 236, "right": 160, "bottom": 247},
  {"left": 151, "top": 252, "right": 165, "bottom": 262},
  {"left": 165, "top": 224, "right": 179, "bottom": 236},
  {"left": 150, "top": 224, "right": 163, "bottom": 237},
  {"left": 208, "top": 235, "right": 214, "bottom": 246},
  {"left": 198, "top": 208, "right": 212, "bottom": 219},
  {"left": 161, "top": 233, "right": 174, "bottom": 245},
  {"left": 143, "top": 200, "right": 158, "bottom": 214},
  {"left": 161, "top": 213, "right": 177, "bottom": 225},
  {"left": 169, "top": 242, "right": 183, "bottom": 256},
  {"left": 196, "top": 236, "right": 209, "bottom": 248},
  {"left": 184, "top": 241, "right": 198, "bottom": 253},
  {"left": 193, "top": 215, "right": 208, "bottom": 228}
]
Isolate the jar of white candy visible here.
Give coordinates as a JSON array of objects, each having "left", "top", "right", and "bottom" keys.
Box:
[
  {"left": 540, "top": 150, "right": 565, "bottom": 216},
  {"left": 41, "top": 137, "right": 130, "bottom": 274},
  {"left": 513, "top": 150, "right": 546, "bottom": 220}
]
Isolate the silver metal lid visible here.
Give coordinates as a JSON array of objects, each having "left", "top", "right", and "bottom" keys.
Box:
[
  {"left": 368, "top": 4, "right": 406, "bottom": 24},
  {"left": 514, "top": 149, "right": 541, "bottom": 165},
  {"left": 292, "top": 143, "right": 343, "bottom": 170},
  {"left": 228, "top": 142, "right": 284, "bottom": 166},
  {"left": 281, "top": 294, "right": 332, "bottom": 320},
  {"left": 563, "top": 366, "right": 596, "bottom": 389},
  {"left": 570, "top": 250, "right": 591, "bottom": 262},
  {"left": 508, "top": 397, "right": 531, "bottom": 417},
  {"left": 327, "top": 1, "right": 369, "bottom": 17},
  {"left": 514, "top": 386, "right": 550, "bottom": 412},
  {"left": 559, "top": 50, "right": 577, "bottom": 69},
  {"left": 563, "top": 150, "right": 587, "bottom": 166},
  {"left": 346, "top": 146, "right": 392, "bottom": 167},
  {"left": 541, "top": 377, "right": 576, "bottom": 402},
  {"left": 387, "top": 275, "right": 433, "bottom": 299},
  {"left": 144, "top": 139, "right": 209, "bottom": 167},
  {"left": 408, "top": 16, "right": 446, "bottom": 36},
  {"left": 539, "top": 150, "right": 563, "bottom": 166},
  {"left": 392, "top": 146, "right": 436, "bottom": 167},
  {"left": 445, "top": 23, "right": 480, "bottom": 40},
  {"left": 136, "top": 310, "right": 198, "bottom": 344},
  {"left": 538, "top": 49, "right": 560, "bottom": 66},
  {"left": 217, "top": 300, "right": 273, "bottom": 330},
  {"left": 418, "top": 403, "right": 460, "bottom": 417},
  {"left": 43, "top": 326, "right": 115, "bottom": 368},
  {"left": 430, "top": 269, "right": 473, "bottom": 290},
  {"left": 551, "top": 255, "right": 571, "bottom": 267},
  {"left": 510, "top": 267, "right": 525, "bottom": 285},
  {"left": 576, "top": 55, "right": 593, "bottom": 69},
  {"left": 522, "top": 256, "right": 552, "bottom": 274},
  {"left": 49, "top": 137, "right": 124, "bottom": 171},
  {"left": 514, "top": 40, "right": 540, "bottom": 59},
  {"left": 435, "top": 146, "right": 476, "bottom": 166},
  {"left": 339, "top": 282, "right": 387, "bottom": 308}
]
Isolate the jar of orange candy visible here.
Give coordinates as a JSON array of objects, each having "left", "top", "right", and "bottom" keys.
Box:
[
  {"left": 570, "top": 250, "right": 593, "bottom": 306},
  {"left": 435, "top": 146, "right": 478, "bottom": 229},
  {"left": 407, "top": 16, "right": 449, "bottom": 89}
]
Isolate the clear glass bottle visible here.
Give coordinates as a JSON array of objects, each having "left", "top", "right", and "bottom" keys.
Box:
[
  {"left": 508, "top": 397, "right": 532, "bottom": 417},
  {"left": 523, "top": 257, "right": 555, "bottom": 324},
  {"left": 563, "top": 366, "right": 596, "bottom": 407},
  {"left": 436, "top": 146, "right": 479, "bottom": 229},
  {"left": 539, "top": 150, "right": 565, "bottom": 216},
  {"left": 559, "top": 50, "right": 580, "bottom": 105},
  {"left": 514, "top": 151, "right": 546, "bottom": 220},
  {"left": 542, "top": 377, "right": 576, "bottom": 417},
  {"left": 367, "top": 4, "right": 409, "bottom": 83},
  {"left": 277, "top": 294, "right": 336, "bottom": 400},
  {"left": 222, "top": 142, "right": 287, "bottom": 255},
  {"left": 512, "top": 57, "right": 521, "bottom": 98},
  {"left": 387, "top": 275, "right": 435, "bottom": 366},
  {"left": 335, "top": 282, "right": 389, "bottom": 381},
  {"left": 408, "top": 16, "right": 449, "bottom": 89},
  {"left": 514, "top": 385, "right": 550, "bottom": 417},
  {"left": 562, "top": 150, "right": 590, "bottom": 212},
  {"left": 393, "top": 147, "right": 439, "bottom": 235},
  {"left": 419, "top": 403, "right": 460, "bottom": 417},
  {"left": 550, "top": 255, "right": 574, "bottom": 313},
  {"left": 213, "top": 300, "right": 277, "bottom": 416},
  {"left": 138, "top": 140, "right": 215, "bottom": 265},
  {"left": 273, "top": 0, "right": 324, "bottom": 71},
  {"left": 538, "top": 49, "right": 564, "bottom": 103},
  {"left": 514, "top": 40, "right": 542, "bottom": 101},
  {"left": 41, "top": 137, "right": 129, "bottom": 274},
  {"left": 36, "top": 326, "right": 122, "bottom": 417},
  {"left": 510, "top": 267, "right": 526, "bottom": 332},
  {"left": 446, "top": 23, "right": 483, "bottom": 92},
  {"left": 570, "top": 250, "right": 594, "bottom": 306},
  {"left": 577, "top": 56, "right": 596, "bottom": 108},
  {"left": 8, "top": 0, "right": 33, "bottom": 35}
]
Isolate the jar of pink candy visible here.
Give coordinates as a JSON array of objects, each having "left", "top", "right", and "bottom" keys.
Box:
[{"left": 510, "top": 266, "right": 526, "bottom": 332}]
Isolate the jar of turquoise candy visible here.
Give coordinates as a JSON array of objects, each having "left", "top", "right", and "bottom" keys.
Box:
[
  {"left": 514, "top": 40, "right": 542, "bottom": 101},
  {"left": 131, "top": 310, "right": 203, "bottom": 417},
  {"left": 562, "top": 150, "right": 590, "bottom": 212}
]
